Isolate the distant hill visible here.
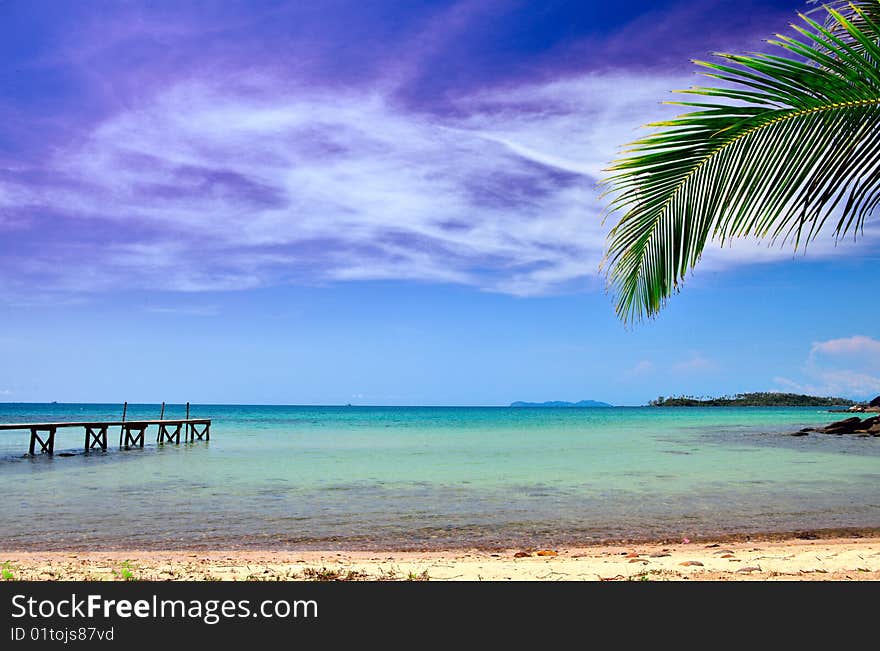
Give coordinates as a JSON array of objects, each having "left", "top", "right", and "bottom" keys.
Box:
[
  {"left": 510, "top": 400, "right": 613, "bottom": 408},
  {"left": 648, "top": 392, "right": 855, "bottom": 407}
]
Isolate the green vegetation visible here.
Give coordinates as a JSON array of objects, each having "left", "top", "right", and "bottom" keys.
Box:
[
  {"left": 603, "top": 2, "right": 880, "bottom": 322},
  {"left": 299, "top": 566, "right": 429, "bottom": 581},
  {"left": 649, "top": 392, "right": 855, "bottom": 407},
  {"left": 406, "top": 569, "right": 431, "bottom": 581},
  {"left": 2, "top": 561, "right": 15, "bottom": 581},
  {"left": 301, "top": 567, "right": 366, "bottom": 581},
  {"left": 112, "top": 560, "right": 137, "bottom": 581}
]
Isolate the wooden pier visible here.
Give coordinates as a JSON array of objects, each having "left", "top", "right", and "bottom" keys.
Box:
[{"left": 0, "top": 403, "right": 211, "bottom": 456}]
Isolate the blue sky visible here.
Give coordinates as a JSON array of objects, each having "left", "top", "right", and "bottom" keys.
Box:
[{"left": 1, "top": 0, "right": 878, "bottom": 405}]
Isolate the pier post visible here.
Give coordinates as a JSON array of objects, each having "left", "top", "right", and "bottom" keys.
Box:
[
  {"left": 189, "top": 422, "right": 210, "bottom": 441},
  {"left": 118, "top": 401, "right": 128, "bottom": 448},
  {"left": 157, "top": 422, "right": 182, "bottom": 444},
  {"left": 123, "top": 423, "right": 147, "bottom": 448},
  {"left": 84, "top": 425, "right": 108, "bottom": 452},
  {"left": 29, "top": 426, "right": 56, "bottom": 455}
]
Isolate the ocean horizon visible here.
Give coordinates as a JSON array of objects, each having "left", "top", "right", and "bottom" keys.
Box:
[{"left": 1, "top": 403, "right": 877, "bottom": 551}]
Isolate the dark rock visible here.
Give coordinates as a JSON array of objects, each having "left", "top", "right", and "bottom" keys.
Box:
[
  {"left": 822, "top": 417, "right": 864, "bottom": 434},
  {"left": 796, "top": 531, "right": 819, "bottom": 540},
  {"left": 870, "top": 395, "right": 880, "bottom": 408},
  {"left": 791, "top": 430, "right": 810, "bottom": 437}
]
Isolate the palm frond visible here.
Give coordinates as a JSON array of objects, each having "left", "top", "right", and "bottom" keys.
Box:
[
  {"left": 809, "top": 0, "right": 880, "bottom": 37},
  {"left": 603, "top": 2, "right": 880, "bottom": 323}
]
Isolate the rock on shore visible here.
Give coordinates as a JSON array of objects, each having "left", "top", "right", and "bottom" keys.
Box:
[
  {"left": 792, "top": 415, "right": 880, "bottom": 436},
  {"left": 833, "top": 395, "right": 880, "bottom": 414}
]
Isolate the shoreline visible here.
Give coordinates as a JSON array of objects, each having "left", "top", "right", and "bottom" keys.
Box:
[
  {"left": 3, "top": 530, "right": 879, "bottom": 581},
  {"left": 3, "top": 525, "right": 880, "bottom": 554}
]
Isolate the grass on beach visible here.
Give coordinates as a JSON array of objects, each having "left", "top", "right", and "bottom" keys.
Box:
[{"left": 3, "top": 535, "right": 879, "bottom": 581}]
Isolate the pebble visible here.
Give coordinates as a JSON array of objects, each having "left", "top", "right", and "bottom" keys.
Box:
[
  {"left": 536, "top": 550, "right": 558, "bottom": 557},
  {"left": 737, "top": 566, "right": 762, "bottom": 573},
  {"left": 679, "top": 561, "right": 704, "bottom": 567}
]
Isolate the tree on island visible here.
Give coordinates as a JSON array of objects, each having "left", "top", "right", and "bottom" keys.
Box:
[
  {"left": 603, "top": 1, "right": 880, "bottom": 322},
  {"left": 649, "top": 392, "right": 855, "bottom": 407}
]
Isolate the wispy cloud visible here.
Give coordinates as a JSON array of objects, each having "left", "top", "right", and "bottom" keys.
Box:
[
  {"left": 2, "top": 4, "right": 878, "bottom": 302},
  {"left": 630, "top": 360, "right": 655, "bottom": 375},
  {"left": 0, "top": 73, "right": 680, "bottom": 299},
  {"left": 775, "top": 335, "right": 880, "bottom": 399},
  {"left": 672, "top": 354, "right": 716, "bottom": 374},
  {"left": 774, "top": 372, "right": 880, "bottom": 399},
  {"left": 810, "top": 335, "right": 880, "bottom": 361},
  {"left": 143, "top": 304, "right": 221, "bottom": 317}
]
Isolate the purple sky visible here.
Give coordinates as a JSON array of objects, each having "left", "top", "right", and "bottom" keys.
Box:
[
  {"left": 2, "top": 0, "right": 822, "bottom": 301},
  {"left": 2, "top": 0, "right": 878, "bottom": 404}
]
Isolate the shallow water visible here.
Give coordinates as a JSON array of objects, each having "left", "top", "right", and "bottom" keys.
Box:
[{"left": 0, "top": 403, "right": 877, "bottom": 549}]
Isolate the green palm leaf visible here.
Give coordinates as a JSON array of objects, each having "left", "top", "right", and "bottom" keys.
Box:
[
  {"left": 810, "top": 0, "right": 880, "bottom": 40},
  {"left": 602, "top": 2, "right": 880, "bottom": 323}
]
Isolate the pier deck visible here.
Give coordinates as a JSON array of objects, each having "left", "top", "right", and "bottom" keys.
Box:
[{"left": 0, "top": 418, "right": 211, "bottom": 455}]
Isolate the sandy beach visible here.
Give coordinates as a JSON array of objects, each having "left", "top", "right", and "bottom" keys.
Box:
[{"left": 3, "top": 535, "right": 878, "bottom": 581}]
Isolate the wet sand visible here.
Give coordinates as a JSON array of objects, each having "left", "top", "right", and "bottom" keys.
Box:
[{"left": 3, "top": 535, "right": 879, "bottom": 581}]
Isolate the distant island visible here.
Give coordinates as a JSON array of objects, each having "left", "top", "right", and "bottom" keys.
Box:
[
  {"left": 510, "top": 400, "right": 613, "bottom": 408},
  {"left": 648, "top": 392, "right": 855, "bottom": 407}
]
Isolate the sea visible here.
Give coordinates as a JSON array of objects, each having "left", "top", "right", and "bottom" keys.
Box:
[{"left": 0, "top": 403, "right": 877, "bottom": 550}]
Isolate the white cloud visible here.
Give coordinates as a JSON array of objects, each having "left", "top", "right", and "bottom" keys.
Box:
[
  {"left": 810, "top": 335, "right": 880, "bottom": 360},
  {"left": 630, "top": 360, "right": 655, "bottom": 375},
  {"left": 2, "top": 72, "right": 878, "bottom": 299},
  {"left": 143, "top": 304, "right": 220, "bottom": 317},
  {"left": 774, "top": 372, "right": 880, "bottom": 399},
  {"left": 774, "top": 335, "right": 880, "bottom": 399},
  {"left": 672, "top": 354, "right": 716, "bottom": 374}
]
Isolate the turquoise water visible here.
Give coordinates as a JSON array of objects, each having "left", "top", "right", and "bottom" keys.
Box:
[{"left": 0, "top": 403, "right": 878, "bottom": 550}]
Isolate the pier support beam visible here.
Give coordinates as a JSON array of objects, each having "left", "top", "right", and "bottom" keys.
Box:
[
  {"left": 28, "top": 426, "right": 56, "bottom": 455},
  {"left": 3, "top": 415, "right": 211, "bottom": 456},
  {"left": 122, "top": 423, "right": 147, "bottom": 449},
  {"left": 187, "top": 422, "right": 210, "bottom": 442},
  {"left": 157, "top": 422, "right": 182, "bottom": 444},
  {"left": 84, "top": 425, "right": 108, "bottom": 452}
]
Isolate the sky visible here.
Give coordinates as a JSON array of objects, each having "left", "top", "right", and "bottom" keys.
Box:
[{"left": 1, "top": 0, "right": 878, "bottom": 406}]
